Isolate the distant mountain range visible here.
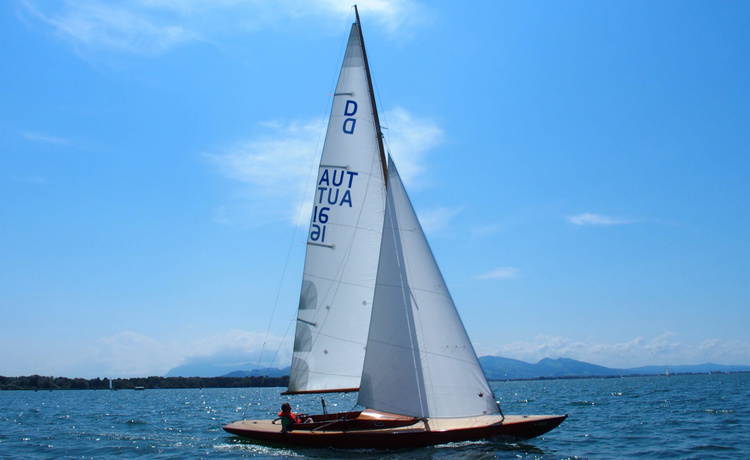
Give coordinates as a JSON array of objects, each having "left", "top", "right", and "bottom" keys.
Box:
[
  {"left": 478, "top": 356, "right": 750, "bottom": 380},
  {"left": 165, "top": 356, "right": 750, "bottom": 380}
]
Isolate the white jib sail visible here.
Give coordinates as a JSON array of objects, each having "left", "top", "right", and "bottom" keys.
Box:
[
  {"left": 288, "top": 24, "right": 386, "bottom": 393},
  {"left": 358, "top": 158, "right": 500, "bottom": 418}
]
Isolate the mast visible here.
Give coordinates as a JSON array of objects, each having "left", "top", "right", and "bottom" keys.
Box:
[{"left": 354, "top": 4, "right": 388, "bottom": 187}]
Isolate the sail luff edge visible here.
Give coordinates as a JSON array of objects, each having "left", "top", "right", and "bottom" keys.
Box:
[{"left": 354, "top": 4, "right": 388, "bottom": 188}]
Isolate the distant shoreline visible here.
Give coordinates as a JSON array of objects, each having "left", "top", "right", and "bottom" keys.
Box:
[
  {"left": 2, "top": 372, "right": 748, "bottom": 391},
  {"left": 0, "top": 375, "right": 288, "bottom": 391}
]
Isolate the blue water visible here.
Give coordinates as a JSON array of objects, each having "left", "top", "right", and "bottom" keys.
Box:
[{"left": 1, "top": 373, "right": 748, "bottom": 459}]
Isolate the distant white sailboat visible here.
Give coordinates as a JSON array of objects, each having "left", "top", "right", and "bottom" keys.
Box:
[{"left": 224, "top": 6, "right": 566, "bottom": 448}]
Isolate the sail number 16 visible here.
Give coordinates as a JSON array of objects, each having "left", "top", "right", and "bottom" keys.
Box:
[{"left": 310, "top": 206, "right": 329, "bottom": 242}]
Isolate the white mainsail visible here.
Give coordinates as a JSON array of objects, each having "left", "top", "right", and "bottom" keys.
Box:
[
  {"left": 288, "top": 23, "right": 387, "bottom": 393},
  {"left": 358, "top": 158, "right": 500, "bottom": 418}
]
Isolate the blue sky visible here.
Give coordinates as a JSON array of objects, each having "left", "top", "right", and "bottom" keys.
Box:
[{"left": 2, "top": 0, "right": 749, "bottom": 378}]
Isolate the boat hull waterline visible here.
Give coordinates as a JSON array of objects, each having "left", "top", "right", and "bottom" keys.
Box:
[{"left": 223, "top": 410, "right": 567, "bottom": 449}]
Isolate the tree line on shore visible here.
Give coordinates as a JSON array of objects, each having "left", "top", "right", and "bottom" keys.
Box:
[{"left": 0, "top": 374, "right": 289, "bottom": 391}]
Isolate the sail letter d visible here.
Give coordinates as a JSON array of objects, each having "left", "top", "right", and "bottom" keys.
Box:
[
  {"left": 344, "top": 100, "right": 358, "bottom": 116},
  {"left": 343, "top": 100, "right": 357, "bottom": 134}
]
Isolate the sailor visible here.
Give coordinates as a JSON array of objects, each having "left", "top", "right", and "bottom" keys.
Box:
[{"left": 278, "top": 402, "right": 301, "bottom": 433}]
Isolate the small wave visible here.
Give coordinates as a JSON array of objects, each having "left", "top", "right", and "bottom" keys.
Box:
[
  {"left": 704, "top": 409, "right": 734, "bottom": 414},
  {"left": 694, "top": 444, "right": 739, "bottom": 452},
  {"left": 432, "top": 439, "right": 490, "bottom": 449},
  {"left": 216, "top": 440, "right": 302, "bottom": 457},
  {"left": 569, "top": 401, "right": 595, "bottom": 406},
  {"left": 125, "top": 419, "right": 148, "bottom": 425}
]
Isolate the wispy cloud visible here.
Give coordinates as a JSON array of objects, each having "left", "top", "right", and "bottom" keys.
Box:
[
  {"left": 470, "top": 224, "right": 502, "bottom": 239},
  {"left": 383, "top": 107, "right": 444, "bottom": 188},
  {"left": 417, "top": 206, "right": 461, "bottom": 234},
  {"left": 19, "top": 0, "right": 425, "bottom": 56},
  {"left": 64, "top": 329, "right": 292, "bottom": 378},
  {"left": 477, "top": 267, "right": 518, "bottom": 280},
  {"left": 20, "top": 0, "right": 198, "bottom": 56},
  {"left": 567, "top": 212, "right": 636, "bottom": 226},
  {"left": 205, "top": 118, "right": 324, "bottom": 226},
  {"left": 14, "top": 175, "right": 47, "bottom": 184},
  {"left": 22, "top": 131, "right": 69, "bottom": 145},
  {"left": 82, "top": 331, "right": 182, "bottom": 377},
  {"left": 207, "top": 108, "right": 444, "bottom": 228}
]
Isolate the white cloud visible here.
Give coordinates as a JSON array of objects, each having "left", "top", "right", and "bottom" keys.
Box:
[
  {"left": 7, "top": 327, "right": 749, "bottom": 378},
  {"left": 205, "top": 118, "right": 324, "bottom": 227},
  {"left": 487, "top": 332, "right": 750, "bottom": 368},
  {"left": 470, "top": 224, "right": 502, "bottom": 239},
  {"left": 21, "top": 0, "right": 198, "bottom": 56},
  {"left": 68, "top": 331, "right": 183, "bottom": 377},
  {"left": 62, "top": 329, "right": 292, "bottom": 378},
  {"left": 417, "top": 206, "right": 461, "bottom": 234},
  {"left": 383, "top": 107, "right": 444, "bottom": 188},
  {"left": 209, "top": 121, "right": 321, "bottom": 189},
  {"left": 19, "top": 0, "right": 425, "bottom": 56},
  {"left": 310, "top": 0, "right": 423, "bottom": 35},
  {"left": 14, "top": 175, "right": 47, "bottom": 184},
  {"left": 567, "top": 212, "right": 636, "bottom": 226},
  {"left": 22, "top": 131, "right": 69, "bottom": 145},
  {"left": 477, "top": 267, "right": 518, "bottom": 280},
  {"left": 186, "top": 329, "right": 291, "bottom": 364},
  {"left": 208, "top": 109, "right": 444, "bottom": 228}
]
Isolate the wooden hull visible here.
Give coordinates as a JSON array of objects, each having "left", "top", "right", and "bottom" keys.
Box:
[{"left": 223, "top": 410, "right": 566, "bottom": 449}]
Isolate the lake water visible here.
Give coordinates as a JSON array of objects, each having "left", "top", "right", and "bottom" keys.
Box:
[{"left": 1, "top": 373, "right": 748, "bottom": 459}]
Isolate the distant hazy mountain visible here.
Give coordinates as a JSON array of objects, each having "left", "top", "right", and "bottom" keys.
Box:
[
  {"left": 166, "top": 355, "right": 750, "bottom": 379},
  {"left": 164, "top": 349, "right": 290, "bottom": 378},
  {"left": 222, "top": 367, "right": 291, "bottom": 378},
  {"left": 166, "top": 362, "right": 290, "bottom": 378}
]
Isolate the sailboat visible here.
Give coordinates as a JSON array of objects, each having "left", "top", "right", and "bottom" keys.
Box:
[{"left": 223, "top": 7, "right": 566, "bottom": 449}]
